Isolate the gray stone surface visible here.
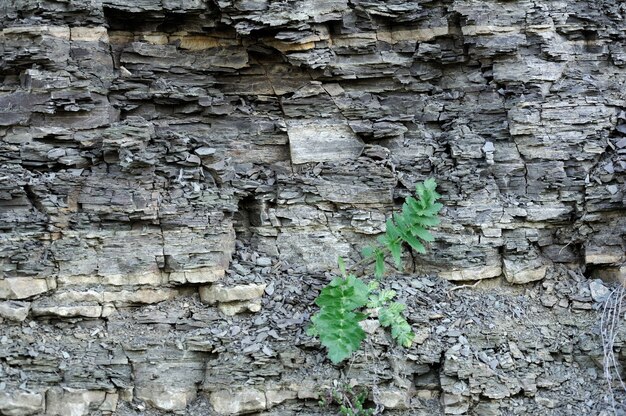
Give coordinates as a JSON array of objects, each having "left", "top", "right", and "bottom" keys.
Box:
[
  {"left": 0, "top": 391, "right": 45, "bottom": 416},
  {"left": 0, "top": 0, "right": 625, "bottom": 414},
  {"left": 0, "top": 301, "right": 30, "bottom": 322}
]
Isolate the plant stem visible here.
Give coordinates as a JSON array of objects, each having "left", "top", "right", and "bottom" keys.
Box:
[{"left": 345, "top": 243, "right": 397, "bottom": 277}]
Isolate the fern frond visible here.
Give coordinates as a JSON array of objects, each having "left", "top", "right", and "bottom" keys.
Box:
[
  {"left": 309, "top": 275, "right": 370, "bottom": 363},
  {"left": 379, "top": 302, "right": 414, "bottom": 347},
  {"left": 350, "top": 178, "right": 442, "bottom": 278},
  {"left": 367, "top": 289, "right": 396, "bottom": 308}
]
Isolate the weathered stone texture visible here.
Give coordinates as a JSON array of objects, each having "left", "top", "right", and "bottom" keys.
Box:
[{"left": 0, "top": 0, "right": 625, "bottom": 414}]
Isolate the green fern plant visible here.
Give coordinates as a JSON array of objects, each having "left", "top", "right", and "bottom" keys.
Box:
[{"left": 307, "top": 178, "right": 442, "bottom": 364}]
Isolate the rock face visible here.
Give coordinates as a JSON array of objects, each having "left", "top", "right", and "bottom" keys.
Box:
[{"left": 0, "top": 0, "right": 625, "bottom": 415}]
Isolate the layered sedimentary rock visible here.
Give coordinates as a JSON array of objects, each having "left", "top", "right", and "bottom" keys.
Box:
[{"left": 0, "top": 0, "right": 625, "bottom": 414}]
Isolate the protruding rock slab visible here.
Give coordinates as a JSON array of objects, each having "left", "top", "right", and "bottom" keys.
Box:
[
  {"left": 133, "top": 359, "right": 205, "bottom": 412},
  {"left": 589, "top": 280, "right": 610, "bottom": 303},
  {"left": 441, "top": 391, "right": 470, "bottom": 415},
  {"left": 0, "top": 391, "right": 45, "bottom": 416},
  {"left": 0, "top": 301, "right": 30, "bottom": 321},
  {"left": 199, "top": 283, "right": 266, "bottom": 315},
  {"left": 503, "top": 253, "right": 549, "bottom": 284},
  {"left": 585, "top": 244, "right": 625, "bottom": 265},
  {"left": 217, "top": 299, "right": 263, "bottom": 316},
  {"left": 169, "top": 268, "right": 224, "bottom": 284},
  {"left": 287, "top": 118, "right": 363, "bottom": 164},
  {"left": 439, "top": 264, "right": 502, "bottom": 282},
  {"left": 209, "top": 388, "right": 267, "bottom": 415},
  {"left": 199, "top": 283, "right": 267, "bottom": 304},
  {"left": 276, "top": 231, "right": 351, "bottom": 273},
  {"left": 31, "top": 304, "right": 102, "bottom": 318},
  {"left": 135, "top": 386, "right": 197, "bottom": 412},
  {"left": 0, "top": 277, "right": 49, "bottom": 300},
  {"left": 45, "top": 387, "right": 109, "bottom": 416},
  {"left": 375, "top": 387, "right": 410, "bottom": 410}
]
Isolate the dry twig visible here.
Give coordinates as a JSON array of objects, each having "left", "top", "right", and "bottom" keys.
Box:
[{"left": 601, "top": 284, "right": 626, "bottom": 413}]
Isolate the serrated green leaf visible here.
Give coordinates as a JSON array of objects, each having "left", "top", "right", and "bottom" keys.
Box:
[
  {"left": 315, "top": 286, "right": 347, "bottom": 308},
  {"left": 393, "top": 320, "right": 410, "bottom": 333},
  {"left": 391, "top": 321, "right": 410, "bottom": 338},
  {"left": 388, "top": 302, "right": 406, "bottom": 314},
  {"left": 385, "top": 218, "right": 401, "bottom": 240},
  {"left": 381, "top": 289, "right": 396, "bottom": 302},
  {"left": 413, "top": 216, "right": 440, "bottom": 227},
  {"left": 393, "top": 212, "right": 408, "bottom": 230},
  {"left": 366, "top": 297, "right": 379, "bottom": 309},
  {"left": 401, "top": 201, "right": 411, "bottom": 217},
  {"left": 378, "top": 303, "right": 414, "bottom": 348},
  {"left": 415, "top": 185, "right": 427, "bottom": 202},
  {"left": 378, "top": 308, "right": 394, "bottom": 327},
  {"left": 328, "top": 277, "right": 344, "bottom": 287},
  {"left": 402, "top": 232, "right": 426, "bottom": 254},
  {"left": 387, "top": 239, "right": 402, "bottom": 268},
  {"left": 310, "top": 275, "right": 372, "bottom": 363},
  {"left": 367, "top": 288, "right": 396, "bottom": 309},
  {"left": 361, "top": 246, "right": 374, "bottom": 259},
  {"left": 315, "top": 276, "right": 369, "bottom": 310},
  {"left": 402, "top": 200, "right": 420, "bottom": 221},
  {"left": 311, "top": 310, "right": 342, "bottom": 332},
  {"left": 406, "top": 195, "right": 425, "bottom": 213},
  {"left": 324, "top": 338, "right": 356, "bottom": 364},
  {"left": 346, "top": 276, "right": 370, "bottom": 309},
  {"left": 423, "top": 177, "right": 437, "bottom": 191},
  {"left": 395, "top": 328, "right": 414, "bottom": 347},
  {"left": 411, "top": 225, "right": 434, "bottom": 242},
  {"left": 317, "top": 316, "right": 366, "bottom": 364},
  {"left": 353, "top": 311, "right": 369, "bottom": 321}
]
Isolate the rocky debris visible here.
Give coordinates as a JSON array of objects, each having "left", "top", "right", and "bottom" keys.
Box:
[
  {"left": 589, "top": 279, "right": 611, "bottom": 303},
  {"left": 0, "top": 266, "right": 622, "bottom": 415}
]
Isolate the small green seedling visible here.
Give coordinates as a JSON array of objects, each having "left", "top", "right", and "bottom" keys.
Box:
[{"left": 319, "top": 384, "right": 374, "bottom": 416}]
